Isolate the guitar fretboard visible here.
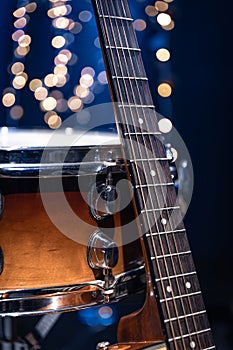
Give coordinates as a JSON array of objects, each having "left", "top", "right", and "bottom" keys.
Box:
[{"left": 92, "top": 0, "right": 215, "bottom": 349}]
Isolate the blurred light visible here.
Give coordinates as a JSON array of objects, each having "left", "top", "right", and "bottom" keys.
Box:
[
  {"left": 13, "top": 7, "right": 26, "bottom": 18},
  {"left": 48, "top": 114, "right": 62, "bottom": 129},
  {"left": 162, "top": 20, "right": 175, "bottom": 31},
  {"left": 60, "top": 49, "right": 72, "bottom": 61},
  {"left": 158, "top": 118, "right": 173, "bottom": 133},
  {"left": 158, "top": 82, "right": 172, "bottom": 97},
  {"left": 145, "top": 5, "right": 158, "bottom": 17},
  {"left": 67, "top": 53, "right": 78, "bottom": 66},
  {"left": 133, "top": 19, "right": 147, "bottom": 31},
  {"left": 44, "top": 110, "right": 57, "bottom": 124},
  {"left": 41, "top": 97, "right": 57, "bottom": 111},
  {"left": 52, "top": 35, "right": 66, "bottom": 49},
  {"left": 11, "top": 62, "right": 25, "bottom": 75},
  {"left": 75, "top": 85, "right": 89, "bottom": 98},
  {"left": 156, "top": 48, "right": 170, "bottom": 62},
  {"left": 50, "top": 90, "right": 63, "bottom": 99},
  {"left": 94, "top": 37, "right": 100, "bottom": 48},
  {"left": 2, "top": 93, "right": 16, "bottom": 107},
  {"left": 82, "top": 91, "right": 94, "bottom": 104},
  {"left": 77, "top": 305, "right": 116, "bottom": 327},
  {"left": 26, "top": 2, "right": 37, "bottom": 13},
  {"left": 157, "top": 13, "right": 172, "bottom": 26},
  {"left": 56, "top": 98, "right": 68, "bottom": 112},
  {"left": 34, "top": 87, "right": 48, "bottom": 100},
  {"left": 47, "top": 5, "right": 70, "bottom": 19},
  {"left": 12, "top": 30, "right": 25, "bottom": 42},
  {"left": 53, "top": 16, "right": 69, "bottom": 29},
  {"left": 10, "top": 105, "right": 24, "bottom": 120},
  {"left": 44, "top": 74, "right": 58, "bottom": 87},
  {"left": 164, "top": 0, "right": 174, "bottom": 2},
  {"left": 14, "top": 17, "right": 27, "bottom": 29},
  {"left": 93, "top": 82, "right": 105, "bottom": 94},
  {"left": 55, "top": 74, "right": 67, "bottom": 87},
  {"left": 155, "top": 1, "right": 169, "bottom": 12},
  {"left": 15, "top": 45, "right": 30, "bottom": 58},
  {"left": 54, "top": 64, "right": 68, "bottom": 76},
  {"left": 98, "top": 306, "right": 114, "bottom": 326},
  {"left": 29, "top": 79, "right": 42, "bottom": 92},
  {"left": 79, "top": 10, "right": 92, "bottom": 22},
  {"left": 76, "top": 110, "right": 91, "bottom": 125},
  {"left": 12, "top": 75, "right": 27, "bottom": 89},
  {"left": 68, "top": 96, "right": 83, "bottom": 111},
  {"left": 63, "top": 32, "right": 75, "bottom": 45},
  {"left": 80, "top": 74, "right": 94, "bottom": 88},
  {"left": 18, "top": 34, "right": 31, "bottom": 47},
  {"left": 54, "top": 53, "right": 69, "bottom": 65},
  {"left": 98, "top": 71, "right": 108, "bottom": 85},
  {"left": 69, "top": 21, "right": 82, "bottom": 34},
  {"left": 81, "top": 66, "right": 95, "bottom": 77}
]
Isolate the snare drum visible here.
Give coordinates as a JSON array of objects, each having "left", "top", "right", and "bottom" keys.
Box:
[{"left": 0, "top": 128, "right": 145, "bottom": 316}]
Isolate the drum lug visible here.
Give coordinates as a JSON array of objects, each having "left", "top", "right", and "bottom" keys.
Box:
[{"left": 87, "top": 229, "right": 119, "bottom": 294}]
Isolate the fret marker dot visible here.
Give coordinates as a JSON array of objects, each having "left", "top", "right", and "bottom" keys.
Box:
[
  {"left": 161, "top": 218, "right": 167, "bottom": 225},
  {"left": 138, "top": 118, "right": 143, "bottom": 124},
  {"left": 185, "top": 281, "right": 191, "bottom": 289},
  {"left": 150, "top": 170, "right": 156, "bottom": 177},
  {"left": 190, "top": 341, "right": 196, "bottom": 348},
  {"left": 166, "top": 286, "right": 172, "bottom": 293}
]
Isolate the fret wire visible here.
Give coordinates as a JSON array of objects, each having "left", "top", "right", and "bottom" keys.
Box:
[
  {"left": 151, "top": 251, "right": 192, "bottom": 260},
  {"left": 93, "top": 0, "right": 212, "bottom": 348},
  {"left": 105, "top": 46, "right": 141, "bottom": 51},
  {"left": 156, "top": 272, "right": 197, "bottom": 282},
  {"left": 164, "top": 310, "right": 206, "bottom": 323},
  {"left": 168, "top": 328, "right": 211, "bottom": 342},
  {"left": 125, "top": 132, "right": 161, "bottom": 136},
  {"left": 118, "top": 103, "right": 155, "bottom": 108},
  {"left": 99, "top": 14, "right": 133, "bottom": 21},
  {"left": 112, "top": 76, "right": 148, "bottom": 80},
  {"left": 141, "top": 206, "right": 180, "bottom": 213},
  {"left": 160, "top": 291, "right": 202, "bottom": 303},
  {"left": 135, "top": 182, "right": 174, "bottom": 188},
  {"left": 146, "top": 229, "right": 186, "bottom": 237}
]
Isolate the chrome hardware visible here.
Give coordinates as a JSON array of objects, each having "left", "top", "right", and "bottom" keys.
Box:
[
  {"left": 87, "top": 230, "right": 118, "bottom": 270},
  {"left": 96, "top": 341, "right": 110, "bottom": 350},
  {"left": 0, "top": 265, "right": 145, "bottom": 316}
]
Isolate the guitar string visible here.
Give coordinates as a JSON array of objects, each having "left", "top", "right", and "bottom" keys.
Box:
[
  {"left": 117, "top": 3, "right": 206, "bottom": 348},
  {"left": 117, "top": 2, "right": 209, "bottom": 349},
  {"left": 95, "top": 0, "right": 208, "bottom": 348},
  {"left": 112, "top": 1, "right": 209, "bottom": 349},
  {"left": 95, "top": 0, "right": 180, "bottom": 347},
  {"left": 117, "top": 1, "right": 210, "bottom": 348},
  {"left": 106, "top": 1, "right": 188, "bottom": 348},
  {"left": 114, "top": 1, "right": 198, "bottom": 348}
]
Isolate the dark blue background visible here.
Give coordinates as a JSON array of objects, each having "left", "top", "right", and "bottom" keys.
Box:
[{"left": 0, "top": 0, "right": 232, "bottom": 348}]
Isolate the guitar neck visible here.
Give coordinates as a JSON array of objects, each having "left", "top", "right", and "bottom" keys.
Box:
[{"left": 92, "top": 0, "right": 215, "bottom": 349}]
